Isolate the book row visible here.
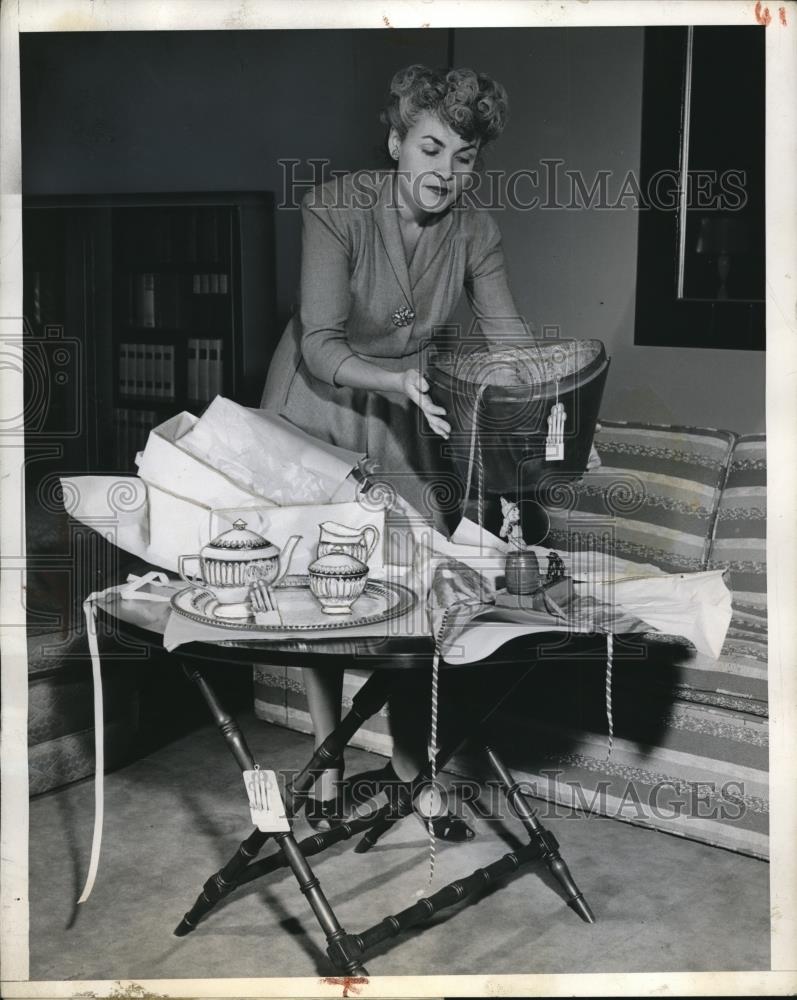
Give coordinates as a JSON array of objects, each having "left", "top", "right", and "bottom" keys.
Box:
[
  {"left": 127, "top": 272, "right": 231, "bottom": 328},
  {"left": 118, "top": 338, "right": 224, "bottom": 402},
  {"left": 192, "top": 273, "right": 229, "bottom": 295},
  {"left": 187, "top": 338, "right": 224, "bottom": 401},
  {"left": 119, "top": 343, "right": 176, "bottom": 400}
]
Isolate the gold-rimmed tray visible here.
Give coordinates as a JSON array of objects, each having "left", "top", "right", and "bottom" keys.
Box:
[{"left": 170, "top": 574, "right": 417, "bottom": 632}]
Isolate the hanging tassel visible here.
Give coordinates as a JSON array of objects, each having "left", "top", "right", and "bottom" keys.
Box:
[
  {"left": 605, "top": 632, "right": 614, "bottom": 760},
  {"left": 415, "top": 605, "right": 453, "bottom": 898},
  {"left": 424, "top": 646, "right": 441, "bottom": 892}
]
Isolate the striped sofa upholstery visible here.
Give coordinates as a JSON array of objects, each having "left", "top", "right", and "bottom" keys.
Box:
[
  {"left": 254, "top": 422, "right": 769, "bottom": 859},
  {"left": 543, "top": 420, "right": 736, "bottom": 574}
]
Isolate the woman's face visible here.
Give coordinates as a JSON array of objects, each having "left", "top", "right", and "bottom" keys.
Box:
[{"left": 390, "top": 112, "right": 479, "bottom": 217}]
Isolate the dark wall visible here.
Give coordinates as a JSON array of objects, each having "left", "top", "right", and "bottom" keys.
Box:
[
  {"left": 454, "top": 27, "right": 764, "bottom": 432},
  {"left": 21, "top": 29, "right": 449, "bottom": 333},
  {"left": 21, "top": 28, "right": 764, "bottom": 433}
]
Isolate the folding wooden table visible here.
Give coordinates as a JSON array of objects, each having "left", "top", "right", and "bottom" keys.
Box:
[{"left": 97, "top": 575, "right": 594, "bottom": 976}]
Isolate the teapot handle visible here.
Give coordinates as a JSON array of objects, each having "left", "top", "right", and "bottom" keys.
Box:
[{"left": 178, "top": 554, "right": 203, "bottom": 589}]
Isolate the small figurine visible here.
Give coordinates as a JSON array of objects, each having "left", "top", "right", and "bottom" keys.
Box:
[{"left": 499, "top": 496, "right": 526, "bottom": 551}]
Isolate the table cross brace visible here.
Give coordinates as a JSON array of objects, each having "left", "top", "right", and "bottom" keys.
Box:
[{"left": 173, "top": 657, "right": 594, "bottom": 974}]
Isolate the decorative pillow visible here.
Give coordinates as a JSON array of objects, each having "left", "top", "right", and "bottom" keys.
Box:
[{"left": 542, "top": 420, "right": 736, "bottom": 574}]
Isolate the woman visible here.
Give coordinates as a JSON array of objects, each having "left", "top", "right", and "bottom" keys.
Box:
[{"left": 262, "top": 64, "right": 529, "bottom": 834}]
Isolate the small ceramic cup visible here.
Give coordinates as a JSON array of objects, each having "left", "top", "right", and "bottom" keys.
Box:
[{"left": 308, "top": 552, "right": 369, "bottom": 615}]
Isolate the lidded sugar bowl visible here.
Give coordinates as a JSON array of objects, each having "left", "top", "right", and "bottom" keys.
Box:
[
  {"left": 308, "top": 551, "right": 369, "bottom": 615},
  {"left": 178, "top": 519, "right": 301, "bottom": 605}
]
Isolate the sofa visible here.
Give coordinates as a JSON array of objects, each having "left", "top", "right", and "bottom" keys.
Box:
[{"left": 253, "top": 419, "right": 769, "bottom": 860}]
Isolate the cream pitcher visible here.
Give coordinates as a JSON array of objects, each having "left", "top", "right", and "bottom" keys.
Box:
[{"left": 316, "top": 521, "right": 379, "bottom": 564}]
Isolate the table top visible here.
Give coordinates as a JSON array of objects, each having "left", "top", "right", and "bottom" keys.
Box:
[{"left": 96, "top": 560, "right": 569, "bottom": 671}]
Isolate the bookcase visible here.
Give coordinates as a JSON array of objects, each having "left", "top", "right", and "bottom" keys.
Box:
[
  {"left": 22, "top": 192, "right": 276, "bottom": 475},
  {"left": 22, "top": 194, "right": 274, "bottom": 793}
]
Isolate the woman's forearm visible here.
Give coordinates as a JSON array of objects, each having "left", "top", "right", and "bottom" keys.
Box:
[
  {"left": 330, "top": 349, "right": 451, "bottom": 439},
  {"left": 334, "top": 354, "right": 404, "bottom": 394}
]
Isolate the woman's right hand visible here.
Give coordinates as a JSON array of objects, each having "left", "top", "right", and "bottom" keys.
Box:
[{"left": 401, "top": 370, "right": 451, "bottom": 440}]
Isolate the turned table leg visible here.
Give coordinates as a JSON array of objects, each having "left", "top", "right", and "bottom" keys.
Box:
[
  {"left": 174, "top": 661, "right": 268, "bottom": 934},
  {"left": 484, "top": 744, "right": 595, "bottom": 923},
  {"left": 182, "top": 661, "right": 255, "bottom": 770},
  {"left": 174, "top": 659, "right": 389, "bottom": 972}
]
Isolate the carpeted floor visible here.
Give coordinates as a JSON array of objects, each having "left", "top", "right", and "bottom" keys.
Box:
[{"left": 29, "top": 715, "right": 770, "bottom": 981}]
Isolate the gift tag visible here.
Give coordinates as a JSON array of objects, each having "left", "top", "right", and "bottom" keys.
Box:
[
  {"left": 242, "top": 768, "right": 290, "bottom": 833},
  {"left": 545, "top": 401, "right": 567, "bottom": 461}
]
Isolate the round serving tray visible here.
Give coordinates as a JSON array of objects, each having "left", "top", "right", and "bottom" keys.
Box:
[{"left": 170, "top": 573, "right": 417, "bottom": 633}]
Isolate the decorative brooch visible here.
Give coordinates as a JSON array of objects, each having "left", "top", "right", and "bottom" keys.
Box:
[{"left": 391, "top": 305, "right": 416, "bottom": 327}]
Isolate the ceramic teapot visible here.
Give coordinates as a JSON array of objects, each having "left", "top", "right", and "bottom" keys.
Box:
[{"left": 178, "top": 519, "right": 301, "bottom": 605}]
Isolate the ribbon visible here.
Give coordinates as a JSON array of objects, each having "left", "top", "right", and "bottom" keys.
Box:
[
  {"left": 605, "top": 632, "right": 614, "bottom": 760},
  {"left": 77, "top": 572, "right": 173, "bottom": 904},
  {"left": 78, "top": 591, "right": 106, "bottom": 904},
  {"left": 462, "top": 385, "right": 488, "bottom": 528}
]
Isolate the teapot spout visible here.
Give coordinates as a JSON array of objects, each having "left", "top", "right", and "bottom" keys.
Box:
[{"left": 275, "top": 535, "right": 302, "bottom": 584}]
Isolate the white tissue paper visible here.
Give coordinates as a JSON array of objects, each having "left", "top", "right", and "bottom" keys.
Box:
[
  {"left": 62, "top": 397, "right": 388, "bottom": 573},
  {"left": 136, "top": 399, "right": 362, "bottom": 509},
  {"left": 173, "top": 397, "right": 359, "bottom": 505}
]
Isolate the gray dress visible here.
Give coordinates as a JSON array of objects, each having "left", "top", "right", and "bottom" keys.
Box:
[{"left": 261, "top": 169, "right": 529, "bottom": 525}]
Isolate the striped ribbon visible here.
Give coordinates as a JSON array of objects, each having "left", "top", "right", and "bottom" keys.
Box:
[
  {"left": 462, "top": 385, "right": 488, "bottom": 527},
  {"left": 605, "top": 631, "right": 614, "bottom": 760},
  {"left": 424, "top": 646, "right": 440, "bottom": 890}
]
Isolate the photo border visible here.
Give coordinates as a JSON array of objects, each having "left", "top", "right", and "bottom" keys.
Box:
[{"left": 1, "top": 1, "right": 795, "bottom": 996}]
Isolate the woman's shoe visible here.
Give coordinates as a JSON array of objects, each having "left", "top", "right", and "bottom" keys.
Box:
[
  {"left": 349, "top": 761, "right": 475, "bottom": 842},
  {"left": 306, "top": 793, "right": 347, "bottom": 832}
]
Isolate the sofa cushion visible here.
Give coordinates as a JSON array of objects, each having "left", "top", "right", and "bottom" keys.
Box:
[{"left": 542, "top": 420, "right": 736, "bottom": 574}]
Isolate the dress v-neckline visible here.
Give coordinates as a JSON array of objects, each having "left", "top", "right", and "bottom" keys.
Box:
[
  {"left": 373, "top": 171, "right": 456, "bottom": 304},
  {"left": 399, "top": 220, "right": 425, "bottom": 271}
]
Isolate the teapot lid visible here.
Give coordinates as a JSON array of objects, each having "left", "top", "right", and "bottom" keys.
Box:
[{"left": 203, "top": 519, "right": 278, "bottom": 557}]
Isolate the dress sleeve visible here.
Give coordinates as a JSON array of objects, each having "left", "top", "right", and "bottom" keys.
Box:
[
  {"left": 465, "top": 211, "right": 534, "bottom": 345},
  {"left": 298, "top": 192, "right": 357, "bottom": 386}
]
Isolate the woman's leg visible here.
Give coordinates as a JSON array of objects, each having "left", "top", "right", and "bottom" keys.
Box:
[
  {"left": 386, "top": 675, "right": 429, "bottom": 781},
  {"left": 385, "top": 673, "right": 474, "bottom": 842},
  {"left": 302, "top": 666, "right": 345, "bottom": 800}
]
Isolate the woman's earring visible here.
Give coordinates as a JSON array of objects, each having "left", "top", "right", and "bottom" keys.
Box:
[{"left": 391, "top": 145, "right": 399, "bottom": 160}]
